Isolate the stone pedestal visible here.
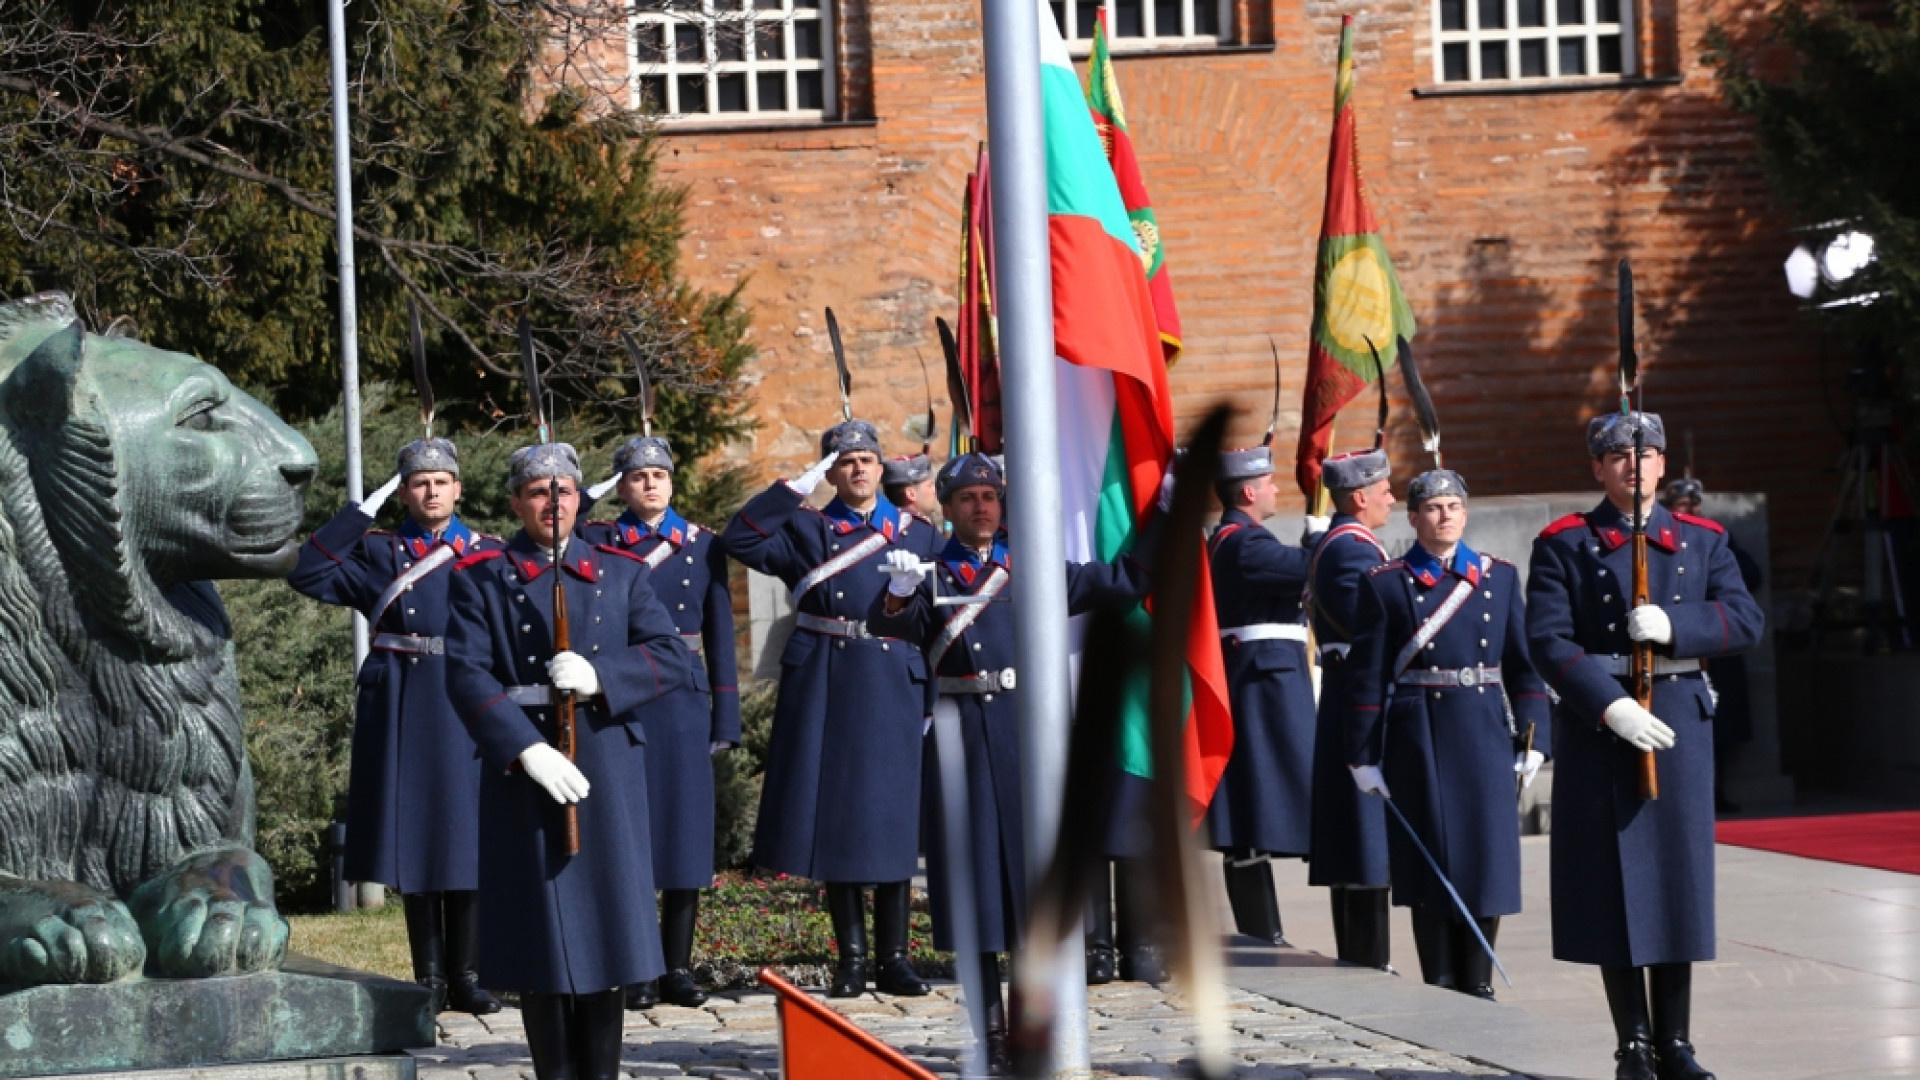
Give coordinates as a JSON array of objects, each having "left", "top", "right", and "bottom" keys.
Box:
[{"left": 0, "top": 955, "right": 433, "bottom": 1079}]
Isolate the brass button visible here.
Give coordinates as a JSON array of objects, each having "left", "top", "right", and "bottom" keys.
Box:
[
  {"left": 836, "top": 641, "right": 846, "bottom": 650},
  {"left": 526, "top": 656, "right": 536, "bottom": 663},
  {"left": 1603, "top": 595, "right": 1613, "bottom": 603},
  {"left": 592, "top": 645, "right": 601, "bottom": 653},
  {"left": 881, "top": 643, "right": 889, "bottom": 651},
  {"left": 983, "top": 693, "right": 994, "bottom": 702},
  {"left": 407, "top": 608, "right": 416, "bottom": 616},
  {"left": 677, "top": 603, "right": 686, "bottom": 611},
  {"left": 410, "top": 657, "right": 419, "bottom": 666},
  {"left": 520, "top": 624, "right": 531, "bottom": 632},
  {"left": 1677, "top": 567, "right": 1686, "bottom": 575},
  {"left": 973, "top": 643, "right": 983, "bottom": 651},
  {"left": 1482, "top": 613, "right": 1491, "bottom": 622}
]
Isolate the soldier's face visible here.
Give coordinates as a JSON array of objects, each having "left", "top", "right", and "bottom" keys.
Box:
[
  {"left": 1247, "top": 473, "right": 1279, "bottom": 521},
  {"left": 617, "top": 467, "right": 674, "bottom": 516},
  {"left": 1351, "top": 477, "right": 1397, "bottom": 529},
  {"left": 944, "top": 485, "right": 1002, "bottom": 545},
  {"left": 829, "top": 451, "right": 881, "bottom": 503},
  {"left": 401, "top": 471, "right": 461, "bottom": 531},
  {"left": 512, "top": 478, "right": 580, "bottom": 547},
  {"left": 903, "top": 477, "right": 937, "bottom": 510},
  {"left": 1594, "top": 448, "right": 1665, "bottom": 507},
  {"left": 1410, "top": 496, "right": 1467, "bottom": 548}
]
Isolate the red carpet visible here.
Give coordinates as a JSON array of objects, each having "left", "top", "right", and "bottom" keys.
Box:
[{"left": 1716, "top": 811, "right": 1920, "bottom": 875}]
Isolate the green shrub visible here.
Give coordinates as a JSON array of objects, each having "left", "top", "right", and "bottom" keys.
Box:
[{"left": 713, "top": 681, "right": 776, "bottom": 870}]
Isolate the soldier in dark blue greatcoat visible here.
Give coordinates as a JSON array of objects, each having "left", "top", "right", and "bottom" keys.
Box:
[
  {"left": 1204, "top": 445, "right": 1316, "bottom": 949},
  {"left": 882, "top": 452, "right": 941, "bottom": 530},
  {"left": 1304, "top": 447, "right": 1397, "bottom": 970},
  {"left": 870, "top": 453, "right": 1152, "bottom": 1070},
  {"left": 719, "top": 420, "right": 943, "bottom": 998},
  {"left": 444, "top": 443, "right": 696, "bottom": 1080},
  {"left": 578, "top": 435, "right": 739, "bottom": 1010},
  {"left": 1345, "top": 469, "right": 1552, "bottom": 999},
  {"left": 288, "top": 437, "right": 502, "bottom": 1015},
  {"left": 1527, "top": 412, "right": 1763, "bottom": 1080}
]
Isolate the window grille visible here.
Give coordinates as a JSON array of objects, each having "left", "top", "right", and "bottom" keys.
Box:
[
  {"left": 631, "top": 0, "right": 834, "bottom": 121},
  {"left": 1048, "top": 0, "right": 1233, "bottom": 52},
  {"left": 1432, "top": 0, "right": 1633, "bottom": 84}
]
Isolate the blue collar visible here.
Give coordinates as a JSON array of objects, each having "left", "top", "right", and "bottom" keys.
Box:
[
  {"left": 823, "top": 496, "right": 905, "bottom": 542},
  {"left": 940, "top": 533, "right": 1010, "bottom": 586},
  {"left": 400, "top": 514, "right": 475, "bottom": 557},
  {"left": 615, "top": 506, "right": 691, "bottom": 548},
  {"left": 1403, "top": 540, "right": 1482, "bottom": 588}
]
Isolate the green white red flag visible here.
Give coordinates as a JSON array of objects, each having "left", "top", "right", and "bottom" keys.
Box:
[
  {"left": 1087, "top": 10, "right": 1183, "bottom": 364},
  {"left": 1294, "top": 15, "right": 1417, "bottom": 499}
]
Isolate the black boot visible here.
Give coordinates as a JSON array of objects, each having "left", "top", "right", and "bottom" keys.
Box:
[
  {"left": 624, "top": 981, "right": 658, "bottom": 1010},
  {"left": 1453, "top": 916, "right": 1499, "bottom": 1000},
  {"left": 825, "top": 883, "right": 869, "bottom": 998},
  {"left": 872, "top": 881, "right": 930, "bottom": 996},
  {"left": 521, "top": 991, "right": 578, "bottom": 1080},
  {"left": 657, "top": 889, "right": 708, "bottom": 1007},
  {"left": 1410, "top": 903, "right": 1457, "bottom": 989},
  {"left": 1114, "top": 860, "right": 1166, "bottom": 984},
  {"left": 1651, "top": 963, "right": 1715, "bottom": 1080},
  {"left": 442, "top": 890, "right": 502, "bottom": 1015},
  {"left": 1328, "top": 887, "right": 1351, "bottom": 959},
  {"left": 1084, "top": 863, "right": 1117, "bottom": 985},
  {"left": 1602, "top": 966, "right": 1657, "bottom": 1080},
  {"left": 1222, "top": 852, "right": 1289, "bottom": 946},
  {"left": 1339, "top": 887, "right": 1392, "bottom": 971},
  {"left": 977, "top": 954, "right": 1010, "bottom": 1076},
  {"left": 402, "top": 892, "right": 449, "bottom": 1013},
  {"left": 570, "top": 989, "right": 627, "bottom": 1080}
]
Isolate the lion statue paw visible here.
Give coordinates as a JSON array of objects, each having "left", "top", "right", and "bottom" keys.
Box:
[
  {"left": 129, "top": 847, "right": 290, "bottom": 979},
  {"left": 0, "top": 877, "right": 148, "bottom": 987}
]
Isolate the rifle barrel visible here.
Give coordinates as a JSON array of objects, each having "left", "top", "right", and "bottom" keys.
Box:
[
  {"left": 550, "top": 476, "right": 582, "bottom": 853},
  {"left": 1630, "top": 431, "right": 1659, "bottom": 800}
]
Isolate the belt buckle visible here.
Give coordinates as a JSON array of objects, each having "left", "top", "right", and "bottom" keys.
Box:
[
  {"left": 426, "top": 637, "right": 444, "bottom": 656},
  {"left": 998, "top": 668, "right": 1017, "bottom": 691},
  {"left": 1457, "top": 666, "right": 1478, "bottom": 688}
]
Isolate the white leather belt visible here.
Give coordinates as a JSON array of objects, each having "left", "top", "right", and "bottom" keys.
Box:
[
  {"left": 794, "top": 613, "right": 872, "bottom": 639},
  {"left": 372, "top": 632, "right": 443, "bottom": 655},
  {"left": 1397, "top": 664, "right": 1502, "bottom": 688},
  {"left": 505, "top": 685, "right": 554, "bottom": 707},
  {"left": 1220, "top": 623, "right": 1310, "bottom": 645},
  {"left": 938, "top": 669, "right": 1016, "bottom": 694},
  {"left": 1597, "top": 655, "right": 1702, "bottom": 676}
]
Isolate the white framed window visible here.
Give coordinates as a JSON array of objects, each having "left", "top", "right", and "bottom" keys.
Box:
[
  {"left": 1049, "top": 0, "right": 1233, "bottom": 54},
  {"left": 629, "top": 0, "right": 834, "bottom": 122},
  {"left": 1432, "top": 0, "right": 1634, "bottom": 84}
]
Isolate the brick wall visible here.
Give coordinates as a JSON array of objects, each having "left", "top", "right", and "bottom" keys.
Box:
[{"left": 643, "top": 0, "right": 1832, "bottom": 575}]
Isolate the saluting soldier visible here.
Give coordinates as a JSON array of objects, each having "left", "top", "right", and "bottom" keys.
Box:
[
  {"left": 1345, "top": 469, "right": 1551, "bottom": 998},
  {"left": 870, "top": 453, "right": 1152, "bottom": 1069},
  {"left": 288, "top": 438, "right": 502, "bottom": 1015},
  {"left": 1304, "top": 448, "right": 1397, "bottom": 969},
  {"left": 1527, "top": 413, "right": 1763, "bottom": 1080},
  {"left": 882, "top": 453, "right": 941, "bottom": 529},
  {"left": 444, "top": 443, "right": 696, "bottom": 1080},
  {"left": 719, "top": 421, "right": 943, "bottom": 998},
  {"left": 1204, "top": 445, "right": 1316, "bottom": 947},
  {"left": 578, "top": 435, "right": 740, "bottom": 1010}
]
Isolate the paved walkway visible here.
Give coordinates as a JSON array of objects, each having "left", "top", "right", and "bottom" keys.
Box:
[{"left": 422, "top": 981, "right": 1524, "bottom": 1079}]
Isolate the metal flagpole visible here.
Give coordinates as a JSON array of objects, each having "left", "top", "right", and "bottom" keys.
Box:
[
  {"left": 980, "top": 0, "right": 1087, "bottom": 1075},
  {"left": 327, "top": 0, "right": 369, "bottom": 674}
]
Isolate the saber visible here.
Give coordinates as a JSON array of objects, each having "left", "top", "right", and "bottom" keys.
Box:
[
  {"left": 1381, "top": 796, "right": 1511, "bottom": 988},
  {"left": 939, "top": 315, "right": 976, "bottom": 453},
  {"left": 621, "top": 330, "right": 655, "bottom": 439},
  {"left": 917, "top": 350, "right": 939, "bottom": 454},
  {"left": 1365, "top": 336, "right": 1389, "bottom": 451},
  {"left": 825, "top": 306, "right": 853, "bottom": 423},
  {"left": 408, "top": 295, "right": 434, "bottom": 439},
  {"left": 876, "top": 563, "right": 1007, "bottom": 605},
  {"left": 1263, "top": 336, "right": 1283, "bottom": 448},
  {"left": 1397, "top": 334, "right": 1441, "bottom": 468}
]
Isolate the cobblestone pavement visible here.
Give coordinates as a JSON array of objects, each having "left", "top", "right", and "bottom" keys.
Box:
[{"left": 420, "top": 982, "right": 1528, "bottom": 1079}]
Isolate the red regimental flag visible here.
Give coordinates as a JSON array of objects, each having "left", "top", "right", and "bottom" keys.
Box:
[
  {"left": 1294, "top": 15, "right": 1417, "bottom": 499},
  {"left": 957, "top": 147, "right": 1005, "bottom": 451},
  {"left": 1088, "top": 10, "right": 1183, "bottom": 365}
]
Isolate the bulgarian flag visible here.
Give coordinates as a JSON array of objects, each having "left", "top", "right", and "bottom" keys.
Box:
[
  {"left": 1087, "top": 10, "right": 1183, "bottom": 364},
  {"left": 1039, "top": 2, "right": 1232, "bottom": 821},
  {"left": 1294, "top": 15, "right": 1417, "bottom": 499}
]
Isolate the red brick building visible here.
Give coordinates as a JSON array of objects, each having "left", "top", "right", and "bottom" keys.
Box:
[{"left": 627, "top": 0, "right": 1827, "bottom": 572}]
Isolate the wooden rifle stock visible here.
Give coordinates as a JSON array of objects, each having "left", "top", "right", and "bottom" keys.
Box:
[
  {"left": 1630, "top": 529, "right": 1659, "bottom": 800},
  {"left": 551, "top": 477, "right": 582, "bottom": 854}
]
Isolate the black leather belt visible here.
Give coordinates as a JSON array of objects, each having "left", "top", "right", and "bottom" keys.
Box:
[{"left": 373, "top": 632, "right": 443, "bottom": 655}]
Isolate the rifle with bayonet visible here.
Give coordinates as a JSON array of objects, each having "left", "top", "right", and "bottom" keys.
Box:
[
  {"left": 521, "top": 315, "right": 583, "bottom": 852},
  {"left": 1619, "top": 259, "right": 1658, "bottom": 801}
]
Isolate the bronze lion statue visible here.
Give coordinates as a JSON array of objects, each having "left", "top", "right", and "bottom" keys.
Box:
[{"left": 0, "top": 293, "right": 317, "bottom": 986}]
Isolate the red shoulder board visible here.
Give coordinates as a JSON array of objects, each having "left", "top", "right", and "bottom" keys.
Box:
[
  {"left": 1539, "top": 513, "right": 1588, "bottom": 539},
  {"left": 454, "top": 549, "right": 506, "bottom": 571},
  {"left": 596, "top": 543, "right": 650, "bottom": 564},
  {"left": 1673, "top": 511, "right": 1726, "bottom": 535}
]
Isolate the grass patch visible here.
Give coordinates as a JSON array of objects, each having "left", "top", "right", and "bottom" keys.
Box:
[{"left": 281, "top": 874, "right": 947, "bottom": 992}]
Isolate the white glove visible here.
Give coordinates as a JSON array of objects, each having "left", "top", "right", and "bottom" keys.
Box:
[
  {"left": 710, "top": 741, "right": 729, "bottom": 757},
  {"left": 1514, "top": 750, "right": 1546, "bottom": 789},
  {"left": 520, "top": 743, "right": 590, "bottom": 804},
  {"left": 1349, "top": 764, "right": 1390, "bottom": 797},
  {"left": 1601, "top": 697, "right": 1676, "bottom": 751},
  {"left": 787, "top": 451, "right": 840, "bottom": 496},
  {"left": 881, "top": 549, "right": 929, "bottom": 597},
  {"left": 358, "top": 473, "right": 403, "bottom": 517},
  {"left": 1156, "top": 466, "right": 1177, "bottom": 512},
  {"left": 1627, "top": 605, "right": 1673, "bottom": 644},
  {"left": 587, "top": 474, "right": 620, "bottom": 501},
  {"left": 548, "top": 650, "right": 602, "bottom": 698},
  {"left": 1304, "top": 514, "right": 1333, "bottom": 536}
]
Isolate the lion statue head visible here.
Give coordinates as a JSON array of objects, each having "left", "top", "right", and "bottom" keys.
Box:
[{"left": 0, "top": 292, "right": 316, "bottom": 897}]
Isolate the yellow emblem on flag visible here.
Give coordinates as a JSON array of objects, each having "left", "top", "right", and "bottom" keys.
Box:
[{"left": 1322, "top": 245, "right": 1396, "bottom": 357}]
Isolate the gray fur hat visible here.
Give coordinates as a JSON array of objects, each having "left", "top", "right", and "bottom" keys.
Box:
[
  {"left": 1406, "top": 469, "right": 1469, "bottom": 508},
  {"left": 1219, "top": 446, "right": 1274, "bottom": 483},
  {"left": 882, "top": 454, "right": 934, "bottom": 488},
  {"left": 398, "top": 437, "right": 460, "bottom": 479},
  {"left": 613, "top": 435, "right": 676, "bottom": 475},
  {"left": 820, "top": 420, "right": 883, "bottom": 458},
  {"left": 508, "top": 442, "right": 583, "bottom": 494},
  {"left": 1661, "top": 476, "right": 1705, "bottom": 507},
  {"left": 1322, "top": 448, "right": 1391, "bottom": 492},
  {"left": 936, "top": 452, "right": 1005, "bottom": 503},
  {"left": 1588, "top": 411, "right": 1667, "bottom": 458}
]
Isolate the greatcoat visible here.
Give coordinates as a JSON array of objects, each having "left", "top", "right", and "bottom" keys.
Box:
[{"left": 1305, "top": 514, "right": 1393, "bottom": 888}]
